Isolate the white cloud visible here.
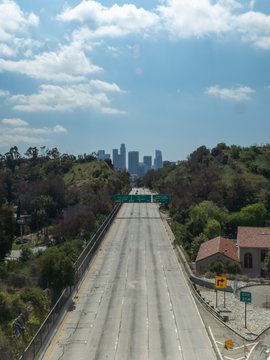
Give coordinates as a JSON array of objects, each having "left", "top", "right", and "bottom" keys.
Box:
[
  {"left": 0, "top": 43, "right": 16, "bottom": 57},
  {"left": 9, "top": 83, "right": 126, "bottom": 114},
  {"left": 90, "top": 79, "right": 123, "bottom": 92},
  {"left": 0, "top": 119, "right": 67, "bottom": 147},
  {"left": 0, "top": 0, "right": 39, "bottom": 58},
  {"left": 234, "top": 11, "right": 270, "bottom": 49},
  {"left": 2, "top": 118, "right": 28, "bottom": 126},
  {"left": 157, "top": 0, "right": 232, "bottom": 38},
  {"left": 205, "top": 85, "right": 255, "bottom": 101},
  {"left": 0, "top": 134, "right": 46, "bottom": 146},
  {"left": 100, "top": 107, "right": 127, "bottom": 115},
  {"left": 0, "top": 0, "right": 38, "bottom": 36},
  {"left": 53, "top": 125, "right": 67, "bottom": 133},
  {"left": 0, "top": 44, "right": 102, "bottom": 82},
  {"left": 0, "top": 89, "right": 10, "bottom": 97},
  {"left": 57, "top": 0, "right": 270, "bottom": 51},
  {"left": 58, "top": 1, "right": 159, "bottom": 38}
]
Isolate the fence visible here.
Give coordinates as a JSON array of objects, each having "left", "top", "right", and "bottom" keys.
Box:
[{"left": 19, "top": 203, "right": 121, "bottom": 360}]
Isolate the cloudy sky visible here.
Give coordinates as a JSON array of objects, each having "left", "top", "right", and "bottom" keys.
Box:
[{"left": 0, "top": 0, "right": 269, "bottom": 161}]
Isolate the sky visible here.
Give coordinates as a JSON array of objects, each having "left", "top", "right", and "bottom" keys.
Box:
[{"left": 0, "top": 0, "right": 270, "bottom": 162}]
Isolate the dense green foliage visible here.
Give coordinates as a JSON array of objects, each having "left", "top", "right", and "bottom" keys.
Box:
[
  {"left": 204, "top": 259, "right": 242, "bottom": 276},
  {"left": 0, "top": 207, "right": 14, "bottom": 259},
  {"left": 0, "top": 146, "right": 130, "bottom": 359},
  {"left": 141, "top": 143, "right": 270, "bottom": 262}
]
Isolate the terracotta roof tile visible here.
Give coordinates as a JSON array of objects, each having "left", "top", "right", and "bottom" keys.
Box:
[
  {"left": 237, "top": 226, "right": 270, "bottom": 248},
  {"left": 196, "top": 236, "right": 239, "bottom": 262}
]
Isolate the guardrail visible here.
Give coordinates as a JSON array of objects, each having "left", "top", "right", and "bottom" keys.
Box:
[{"left": 19, "top": 203, "right": 121, "bottom": 360}]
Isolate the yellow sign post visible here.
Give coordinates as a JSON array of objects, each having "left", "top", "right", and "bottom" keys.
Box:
[{"left": 215, "top": 276, "right": 227, "bottom": 308}]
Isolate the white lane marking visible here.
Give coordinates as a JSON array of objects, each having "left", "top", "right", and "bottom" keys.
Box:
[
  {"left": 246, "top": 342, "right": 259, "bottom": 360},
  {"left": 208, "top": 326, "right": 223, "bottom": 360},
  {"left": 115, "top": 336, "right": 119, "bottom": 350}
]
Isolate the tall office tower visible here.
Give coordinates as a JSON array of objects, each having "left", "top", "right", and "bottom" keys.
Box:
[
  {"left": 128, "top": 151, "right": 139, "bottom": 177},
  {"left": 120, "top": 143, "right": 126, "bottom": 171},
  {"left": 113, "top": 149, "right": 120, "bottom": 170},
  {"left": 138, "top": 162, "right": 146, "bottom": 177},
  {"left": 143, "top": 156, "right": 152, "bottom": 173},
  {"left": 154, "top": 150, "right": 163, "bottom": 170},
  {"left": 97, "top": 150, "right": 110, "bottom": 160}
]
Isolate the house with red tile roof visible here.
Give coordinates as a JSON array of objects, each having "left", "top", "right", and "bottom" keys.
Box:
[
  {"left": 237, "top": 226, "right": 270, "bottom": 278},
  {"left": 196, "top": 236, "right": 239, "bottom": 273}
]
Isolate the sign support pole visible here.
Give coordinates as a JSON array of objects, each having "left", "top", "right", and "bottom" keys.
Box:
[
  {"left": 245, "top": 302, "right": 247, "bottom": 329},
  {"left": 224, "top": 289, "right": 226, "bottom": 308},
  {"left": 215, "top": 290, "right": 218, "bottom": 308}
]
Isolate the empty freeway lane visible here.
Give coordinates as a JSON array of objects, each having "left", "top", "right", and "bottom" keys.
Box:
[{"left": 37, "top": 198, "right": 216, "bottom": 360}]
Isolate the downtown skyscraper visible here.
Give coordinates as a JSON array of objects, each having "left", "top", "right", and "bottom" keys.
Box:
[
  {"left": 112, "top": 144, "right": 126, "bottom": 171},
  {"left": 154, "top": 150, "right": 163, "bottom": 170}
]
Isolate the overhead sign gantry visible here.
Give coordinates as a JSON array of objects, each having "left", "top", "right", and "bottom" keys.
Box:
[{"left": 114, "top": 194, "right": 171, "bottom": 203}]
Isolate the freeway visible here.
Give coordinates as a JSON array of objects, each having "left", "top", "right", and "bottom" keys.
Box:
[{"left": 37, "top": 190, "right": 216, "bottom": 360}]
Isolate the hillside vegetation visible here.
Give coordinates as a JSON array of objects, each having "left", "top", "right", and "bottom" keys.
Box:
[
  {"left": 0, "top": 146, "right": 130, "bottom": 359},
  {"left": 140, "top": 143, "right": 270, "bottom": 262}
]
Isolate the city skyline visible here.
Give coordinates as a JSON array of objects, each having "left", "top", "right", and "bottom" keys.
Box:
[{"left": 98, "top": 143, "right": 163, "bottom": 177}]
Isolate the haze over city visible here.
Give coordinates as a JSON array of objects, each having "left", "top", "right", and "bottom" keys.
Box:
[{"left": 0, "top": 0, "right": 270, "bottom": 161}]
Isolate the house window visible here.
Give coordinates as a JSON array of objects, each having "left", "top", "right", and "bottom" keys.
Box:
[{"left": 244, "top": 253, "right": 252, "bottom": 268}]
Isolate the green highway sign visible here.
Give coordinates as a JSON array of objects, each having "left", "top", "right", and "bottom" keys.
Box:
[
  {"left": 114, "top": 194, "right": 171, "bottom": 203},
  {"left": 114, "top": 195, "right": 132, "bottom": 203},
  {"left": 240, "top": 291, "right": 252, "bottom": 303},
  {"left": 153, "top": 194, "right": 171, "bottom": 203},
  {"left": 131, "top": 195, "right": 151, "bottom": 203}
]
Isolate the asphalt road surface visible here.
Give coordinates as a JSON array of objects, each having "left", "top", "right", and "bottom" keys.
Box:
[{"left": 37, "top": 191, "right": 216, "bottom": 360}]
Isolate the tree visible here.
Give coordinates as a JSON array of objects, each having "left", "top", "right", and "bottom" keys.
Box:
[
  {"left": 25, "top": 146, "right": 39, "bottom": 160},
  {"left": 0, "top": 207, "right": 14, "bottom": 259},
  {"left": 190, "top": 233, "right": 208, "bottom": 261},
  {"left": 40, "top": 247, "right": 75, "bottom": 299},
  {"left": 187, "top": 201, "right": 227, "bottom": 237},
  {"left": 228, "top": 203, "right": 267, "bottom": 234},
  {"left": 203, "top": 219, "right": 221, "bottom": 239}
]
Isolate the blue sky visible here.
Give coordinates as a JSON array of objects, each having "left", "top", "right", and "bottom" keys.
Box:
[{"left": 0, "top": 0, "right": 269, "bottom": 162}]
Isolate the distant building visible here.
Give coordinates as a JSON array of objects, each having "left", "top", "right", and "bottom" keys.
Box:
[
  {"left": 113, "top": 149, "right": 120, "bottom": 170},
  {"left": 154, "top": 150, "right": 163, "bottom": 170},
  {"left": 119, "top": 143, "right": 126, "bottom": 171},
  {"left": 196, "top": 236, "right": 239, "bottom": 274},
  {"left": 138, "top": 162, "right": 146, "bottom": 177},
  {"left": 143, "top": 156, "right": 152, "bottom": 173},
  {"left": 97, "top": 150, "right": 110, "bottom": 160},
  {"left": 113, "top": 144, "right": 126, "bottom": 171},
  {"left": 128, "top": 151, "right": 139, "bottom": 177}
]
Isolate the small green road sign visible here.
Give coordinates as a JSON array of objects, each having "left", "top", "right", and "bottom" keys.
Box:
[
  {"left": 240, "top": 291, "right": 252, "bottom": 303},
  {"left": 153, "top": 194, "right": 171, "bottom": 203},
  {"left": 114, "top": 195, "right": 132, "bottom": 203}
]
